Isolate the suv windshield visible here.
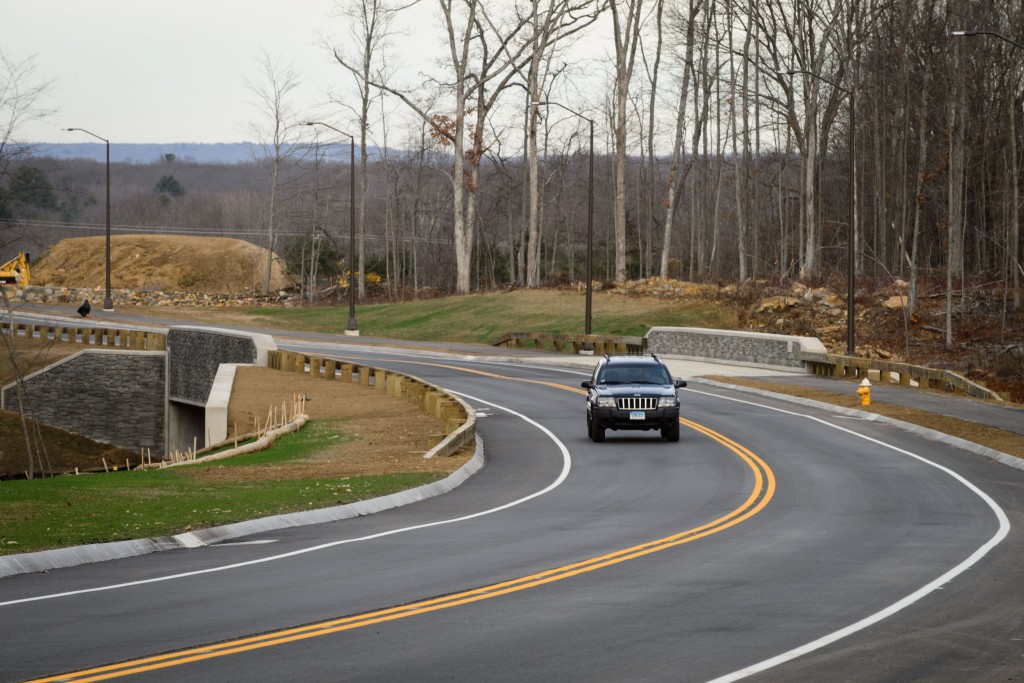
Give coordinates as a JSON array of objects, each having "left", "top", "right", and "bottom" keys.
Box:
[{"left": 596, "top": 364, "right": 672, "bottom": 385}]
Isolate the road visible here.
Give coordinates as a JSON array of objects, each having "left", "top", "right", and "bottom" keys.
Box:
[{"left": 1, "top": 334, "right": 1022, "bottom": 682}]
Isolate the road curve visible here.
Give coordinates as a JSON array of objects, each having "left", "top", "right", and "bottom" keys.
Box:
[{"left": 0, "top": 340, "right": 1021, "bottom": 682}]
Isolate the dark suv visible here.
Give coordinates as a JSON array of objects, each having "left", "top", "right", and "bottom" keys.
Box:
[{"left": 581, "top": 355, "right": 687, "bottom": 442}]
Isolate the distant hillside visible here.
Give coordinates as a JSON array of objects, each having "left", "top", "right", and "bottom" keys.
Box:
[
  {"left": 32, "top": 142, "right": 258, "bottom": 164},
  {"left": 30, "top": 142, "right": 380, "bottom": 165}
]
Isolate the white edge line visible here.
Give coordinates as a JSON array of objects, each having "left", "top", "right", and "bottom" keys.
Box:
[
  {"left": 0, "top": 392, "right": 571, "bottom": 607},
  {"left": 698, "top": 388, "right": 1012, "bottom": 683}
]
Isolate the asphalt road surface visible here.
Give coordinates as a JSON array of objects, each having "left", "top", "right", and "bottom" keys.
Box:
[{"left": 1, "top": 339, "right": 1022, "bottom": 682}]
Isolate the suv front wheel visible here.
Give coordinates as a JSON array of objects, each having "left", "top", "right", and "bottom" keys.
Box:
[
  {"left": 661, "top": 421, "right": 680, "bottom": 442},
  {"left": 588, "top": 412, "right": 605, "bottom": 442}
]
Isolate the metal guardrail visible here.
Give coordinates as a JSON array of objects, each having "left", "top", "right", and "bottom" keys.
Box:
[
  {"left": 267, "top": 350, "right": 475, "bottom": 458},
  {"left": 796, "top": 351, "right": 1003, "bottom": 401},
  {"left": 492, "top": 332, "right": 646, "bottom": 355},
  {"left": 0, "top": 320, "right": 166, "bottom": 350}
]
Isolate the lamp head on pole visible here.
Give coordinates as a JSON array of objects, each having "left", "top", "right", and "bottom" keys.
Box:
[{"left": 63, "top": 127, "right": 108, "bottom": 143}]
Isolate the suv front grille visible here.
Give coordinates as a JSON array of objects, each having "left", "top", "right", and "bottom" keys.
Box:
[{"left": 616, "top": 397, "right": 658, "bottom": 411}]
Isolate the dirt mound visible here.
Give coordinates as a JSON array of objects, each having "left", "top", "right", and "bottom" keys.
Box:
[{"left": 32, "top": 235, "right": 295, "bottom": 294}]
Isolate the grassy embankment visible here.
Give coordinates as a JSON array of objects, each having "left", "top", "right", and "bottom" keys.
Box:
[
  {"left": 232, "top": 289, "right": 736, "bottom": 342},
  {"left": 1, "top": 421, "right": 443, "bottom": 554}
]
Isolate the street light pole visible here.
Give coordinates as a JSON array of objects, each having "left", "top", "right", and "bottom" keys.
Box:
[
  {"left": 304, "top": 121, "right": 359, "bottom": 336},
  {"left": 532, "top": 100, "right": 595, "bottom": 352},
  {"left": 63, "top": 127, "right": 114, "bottom": 311},
  {"left": 780, "top": 71, "right": 856, "bottom": 356},
  {"left": 950, "top": 30, "right": 1024, "bottom": 50}
]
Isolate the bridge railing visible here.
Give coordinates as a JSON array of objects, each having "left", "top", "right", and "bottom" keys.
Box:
[
  {"left": 1, "top": 321, "right": 166, "bottom": 350},
  {"left": 797, "top": 351, "right": 1002, "bottom": 401},
  {"left": 491, "top": 332, "right": 645, "bottom": 356}
]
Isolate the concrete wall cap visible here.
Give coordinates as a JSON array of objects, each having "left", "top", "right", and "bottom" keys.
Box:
[
  {"left": 169, "top": 326, "right": 277, "bottom": 364},
  {"left": 647, "top": 326, "right": 825, "bottom": 349}
]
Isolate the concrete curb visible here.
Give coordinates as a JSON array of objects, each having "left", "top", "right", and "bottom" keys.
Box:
[
  {"left": 0, "top": 436, "right": 485, "bottom": 578},
  {"left": 690, "top": 378, "right": 1024, "bottom": 472}
]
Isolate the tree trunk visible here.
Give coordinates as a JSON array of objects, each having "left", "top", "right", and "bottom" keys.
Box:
[
  {"left": 659, "top": 0, "right": 700, "bottom": 278},
  {"left": 610, "top": 0, "right": 644, "bottom": 282}
]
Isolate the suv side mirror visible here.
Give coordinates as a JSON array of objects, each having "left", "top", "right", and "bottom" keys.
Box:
[
  {"left": 581, "top": 380, "right": 594, "bottom": 390},
  {"left": 674, "top": 378, "right": 687, "bottom": 388}
]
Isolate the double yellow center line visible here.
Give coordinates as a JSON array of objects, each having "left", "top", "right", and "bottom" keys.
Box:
[{"left": 28, "top": 360, "right": 774, "bottom": 683}]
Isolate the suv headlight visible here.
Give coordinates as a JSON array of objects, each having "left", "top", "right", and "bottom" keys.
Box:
[
  {"left": 596, "top": 396, "right": 616, "bottom": 408},
  {"left": 658, "top": 396, "right": 678, "bottom": 408}
]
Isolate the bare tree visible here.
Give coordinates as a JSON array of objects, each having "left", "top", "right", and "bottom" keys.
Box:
[
  {"left": 338, "top": 0, "right": 534, "bottom": 293},
  {"left": 762, "top": 0, "right": 846, "bottom": 278},
  {"left": 640, "top": 0, "right": 663, "bottom": 279},
  {"left": 609, "top": 0, "right": 645, "bottom": 281},
  {"left": 945, "top": 9, "right": 966, "bottom": 350},
  {"left": 0, "top": 50, "right": 54, "bottom": 181},
  {"left": 517, "top": 0, "right": 605, "bottom": 287},
  {"left": 243, "top": 51, "right": 305, "bottom": 294},
  {"left": 329, "top": 0, "right": 406, "bottom": 297},
  {"left": 335, "top": 0, "right": 478, "bottom": 292}
]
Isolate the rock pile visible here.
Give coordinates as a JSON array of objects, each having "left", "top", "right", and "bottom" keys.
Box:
[{"left": 6, "top": 285, "right": 299, "bottom": 308}]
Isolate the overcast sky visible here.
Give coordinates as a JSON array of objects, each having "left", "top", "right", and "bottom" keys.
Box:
[{"left": 3, "top": 0, "right": 455, "bottom": 144}]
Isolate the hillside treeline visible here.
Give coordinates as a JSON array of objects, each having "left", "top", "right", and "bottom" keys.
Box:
[{"left": 1, "top": 0, "right": 1021, "bottom": 314}]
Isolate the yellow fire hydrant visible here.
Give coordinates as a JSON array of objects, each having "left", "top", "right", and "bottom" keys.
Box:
[{"left": 857, "top": 378, "right": 872, "bottom": 406}]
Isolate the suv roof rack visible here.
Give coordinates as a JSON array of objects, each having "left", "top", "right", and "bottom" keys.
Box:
[{"left": 605, "top": 352, "right": 660, "bottom": 361}]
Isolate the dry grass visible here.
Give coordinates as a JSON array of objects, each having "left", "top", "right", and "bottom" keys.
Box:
[
  {"left": 217, "top": 366, "right": 471, "bottom": 481},
  {"left": 705, "top": 376, "right": 1024, "bottom": 459}
]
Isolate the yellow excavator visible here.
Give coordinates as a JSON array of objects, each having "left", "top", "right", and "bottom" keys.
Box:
[{"left": 0, "top": 253, "right": 30, "bottom": 286}]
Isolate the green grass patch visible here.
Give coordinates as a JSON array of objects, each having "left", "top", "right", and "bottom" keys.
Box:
[
  {"left": 236, "top": 290, "right": 735, "bottom": 344},
  {"left": 0, "top": 420, "right": 440, "bottom": 554},
  {"left": 200, "top": 420, "right": 356, "bottom": 466}
]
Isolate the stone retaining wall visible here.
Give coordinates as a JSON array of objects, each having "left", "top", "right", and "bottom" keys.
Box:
[
  {"left": 1, "top": 350, "right": 167, "bottom": 457},
  {"left": 167, "top": 327, "right": 275, "bottom": 405},
  {"left": 645, "top": 326, "right": 827, "bottom": 370}
]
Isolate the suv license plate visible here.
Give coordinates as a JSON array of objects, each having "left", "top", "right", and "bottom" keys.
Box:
[{"left": 629, "top": 411, "right": 646, "bottom": 420}]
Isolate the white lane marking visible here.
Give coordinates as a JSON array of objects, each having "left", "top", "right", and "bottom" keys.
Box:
[
  {"left": 0, "top": 392, "right": 572, "bottom": 607},
  {"left": 691, "top": 388, "right": 1012, "bottom": 683}
]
